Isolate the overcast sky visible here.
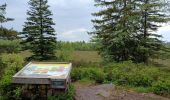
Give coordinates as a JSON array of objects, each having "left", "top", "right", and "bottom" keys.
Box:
[{"left": 1, "top": 0, "right": 170, "bottom": 42}]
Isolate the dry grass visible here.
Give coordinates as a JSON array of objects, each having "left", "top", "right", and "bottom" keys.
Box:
[
  {"left": 153, "top": 59, "right": 170, "bottom": 67},
  {"left": 19, "top": 50, "right": 32, "bottom": 58},
  {"left": 152, "top": 59, "right": 170, "bottom": 72},
  {"left": 19, "top": 50, "right": 102, "bottom": 63},
  {"left": 72, "top": 51, "right": 102, "bottom": 63}
]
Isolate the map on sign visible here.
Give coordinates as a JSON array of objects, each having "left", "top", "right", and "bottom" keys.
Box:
[{"left": 19, "top": 63, "right": 71, "bottom": 78}]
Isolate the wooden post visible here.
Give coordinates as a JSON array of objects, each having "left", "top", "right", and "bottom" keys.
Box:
[
  {"left": 35, "top": 85, "right": 39, "bottom": 99},
  {"left": 46, "top": 85, "right": 48, "bottom": 100}
]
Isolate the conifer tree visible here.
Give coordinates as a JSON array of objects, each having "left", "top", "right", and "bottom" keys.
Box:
[
  {"left": 22, "top": 0, "right": 57, "bottom": 60},
  {"left": 0, "top": 4, "right": 6, "bottom": 23},
  {"left": 91, "top": 0, "right": 169, "bottom": 63},
  {"left": 0, "top": 4, "right": 14, "bottom": 41},
  {"left": 132, "top": 0, "right": 169, "bottom": 62},
  {"left": 0, "top": 4, "right": 13, "bottom": 24},
  {"left": 91, "top": 0, "right": 140, "bottom": 62}
]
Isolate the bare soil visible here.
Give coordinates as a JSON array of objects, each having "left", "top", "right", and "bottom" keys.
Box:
[{"left": 75, "top": 84, "right": 170, "bottom": 100}]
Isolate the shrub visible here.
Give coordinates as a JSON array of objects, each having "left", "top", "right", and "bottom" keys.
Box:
[
  {"left": 0, "top": 53, "right": 24, "bottom": 71},
  {"left": 71, "top": 68, "right": 82, "bottom": 81},
  {"left": 105, "top": 61, "right": 161, "bottom": 87},
  {"left": 48, "top": 85, "right": 75, "bottom": 100},
  {"left": 57, "top": 50, "right": 73, "bottom": 62},
  {"left": 0, "top": 54, "right": 24, "bottom": 100},
  {"left": 152, "top": 80, "right": 170, "bottom": 96},
  {"left": 71, "top": 67, "right": 105, "bottom": 83},
  {"left": 56, "top": 42, "right": 74, "bottom": 62},
  {"left": 0, "top": 39, "right": 21, "bottom": 54}
]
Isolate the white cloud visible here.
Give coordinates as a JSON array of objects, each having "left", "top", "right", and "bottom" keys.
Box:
[
  {"left": 61, "top": 28, "right": 87, "bottom": 36},
  {"left": 158, "top": 25, "right": 170, "bottom": 42},
  {"left": 48, "top": 0, "right": 67, "bottom": 7},
  {"left": 58, "top": 28, "right": 91, "bottom": 42},
  {"left": 48, "top": 0, "right": 92, "bottom": 6}
]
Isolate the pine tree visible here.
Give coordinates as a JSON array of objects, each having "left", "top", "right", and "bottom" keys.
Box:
[
  {"left": 0, "top": 28, "right": 19, "bottom": 40},
  {"left": 22, "top": 0, "right": 57, "bottom": 60},
  {"left": 91, "top": 0, "right": 169, "bottom": 63},
  {"left": 0, "top": 4, "right": 13, "bottom": 24},
  {"left": 132, "top": 0, "right": 169, "bottom": 63},
  {"left": 91, "top": 0, "right": 140, "bottom": 62},
  {"left": 0, "top": 4, "right": 14, "bottom": 41},
  {"left": 0, "top": 4, "right": 7, "bottom": 24}
]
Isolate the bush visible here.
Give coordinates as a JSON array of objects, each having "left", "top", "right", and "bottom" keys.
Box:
[
  {"left": 56, "top": 42, "right": 74, "bottom": 62},
  {"left": 48, "top": 85, "right": 75, "bottom": 100},
  {"left": 71, "top": 68, "right": 82, "bottom": 81},
  {"left": 71, "top": 61, "right": 170, "bottom": 97},
  {"left": 0, "top": 53, "right": 24, "bottom": 70},
  {"left": 105, "top": 61, "right": 161, "bottom": 87},
  {"left": 57, "top": 50, "right": 73, "bottom": 62},
  {"left": 152, "top": 80, "right": 170, "bottom": 96},
  {"left": 0, "top": 54, "right": 24, "bottom": 100},
  {"left": 71, "top": 67, "right": 105, "bottom": 83},
  {"left": 0, "top": 39, "right": 21, "bottom": 54}
]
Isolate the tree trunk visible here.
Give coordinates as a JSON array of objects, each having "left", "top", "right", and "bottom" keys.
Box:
[{"left": 144, "top": 0, "right": 148, "bottom": 38}]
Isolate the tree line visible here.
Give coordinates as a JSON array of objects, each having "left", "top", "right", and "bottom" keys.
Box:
[{"left": 57, "top": 41, "right": 97, "bottom": 51}]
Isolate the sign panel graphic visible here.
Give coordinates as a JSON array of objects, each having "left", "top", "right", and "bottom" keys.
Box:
[{"left": 20, "top": 64, "right": 71, "bottom": 78}]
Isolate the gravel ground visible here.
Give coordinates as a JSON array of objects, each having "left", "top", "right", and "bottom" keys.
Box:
[{"left": 75, "top": 84, "right": 170, "bottom": 100}]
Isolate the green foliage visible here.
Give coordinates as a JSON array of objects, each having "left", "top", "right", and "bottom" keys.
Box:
[
  {"left": 76, "top": 79, "right": 95, "bottom": 85},
  {"left": 0, "top": 54, "right": 24, "bottom": 100},
  {"left": 102, "top": 61, "right": 170, "bottom": 96},
  {"left": 57, "top": 41, "right": 97, "bottom": 51},
  {"left": 56, "top": 43, "right": 74, "bottom": 62},
  {"left": 160, "top": 43, "right": 170, "bottom": 59},
  {"left": 152, "top": 80, "right": 170, "bottom": 96},
  {"left": 0, "top": 4, "right": 13, "bottom": 24},
  {"left": 91, "top": 0, "right": 169, "bottom": 63},
  {"left": 0, "top": 39, "right": 21, "bottom": 54},
  {"left": 48, "top": 85, "right": 75, "bottom": 100},
  {"left": 57, "top": 50, "right": 73, "bottom": 62},
  {"left": 105, "top": 61, "right": 161, "bottom": 87},
  {"left": 0, "top": 53, "right": 24, "bottom": 69},
  {"left": 71, "top": 61, "right": 170, "bottom": 97},
  {"left": 21, "top": 0, "right": 57, "bottom": 61},
  {"left": 132, "top": 87, "right": 152, "bottom": 93},
  {"left": 56, "top": 41, "right": 98, "bottom": 62},
  {"left": 71, "top": 67, "right": 105, "bottom": 83},
  {"left": 0, "top": 28, "right": 19, "bottom": 40}
]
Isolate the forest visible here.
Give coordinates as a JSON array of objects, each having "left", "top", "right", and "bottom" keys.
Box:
[{"left": 0, "top": 0, "right": 170, "bottom": 100}]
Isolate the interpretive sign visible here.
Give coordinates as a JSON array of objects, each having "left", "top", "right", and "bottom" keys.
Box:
[{"left": 13, "top": 62, "right": 72, "bottom": 89}]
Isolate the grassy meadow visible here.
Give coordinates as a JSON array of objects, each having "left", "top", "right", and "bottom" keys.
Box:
[
  {"left": 19, "top": 50, "right": 102, "bottom": 63},
  {"left": 20, "top": 50, "right": 170, "bottom": 68}
]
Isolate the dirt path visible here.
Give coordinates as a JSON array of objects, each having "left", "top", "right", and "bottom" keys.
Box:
[{"left": 75, "top": 84, "right": 170, "bottom": 100}]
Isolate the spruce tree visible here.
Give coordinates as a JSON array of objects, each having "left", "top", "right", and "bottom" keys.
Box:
[
  {"left": 132, "top": 0, "right": 169, "bottom": 63},
  {"left": 0, "top": 4, "right": 13, "bottom": 24},
  {"left": 0, "top": 4, "right": 6, "bottom": 23},
  {"left": 91, "top": 0, "right": 140, "bottom": 62},
  {"left": 91, "top": 0, "right": 169, "bottom": 63},
  {"left": 0, "top": 4, "right": 14, "bottom": 41},
  {"left": 22, "top": 0, "right": 57, "bottom": 60}
]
